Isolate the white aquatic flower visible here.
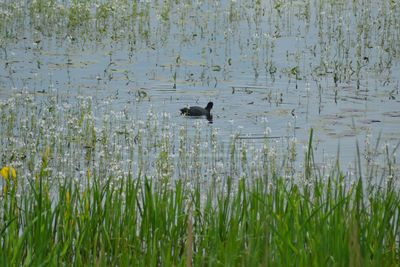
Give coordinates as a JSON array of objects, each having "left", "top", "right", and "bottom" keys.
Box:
[
  {"left": 194, "top": 120, "right": 204, "bottom": 128},
  {"left": 381, "top": 143, "right": 389, "bottom": 150},
  {"left": 7, "top": 97, "right": 16, "bottom": 106},
  {"left": 305, "top": 83, "right": 310, "bottom": 91},
  {"left": 261, "top": 116, "right": 268, "bottom": 123},
  {"left": 147, "top": 107, "right": 154, "bottom": 117},
  {"left": 202, "top": 141, "right": 208, "bottom": 149},
  {"left": 302, "top": 145, "right": 308, "bottom": 152},
  {"left": 162, "top": 112, "right": 170, "bottom": 119}
]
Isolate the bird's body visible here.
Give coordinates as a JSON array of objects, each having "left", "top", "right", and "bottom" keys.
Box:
[{"left": 180, "top": 102, "right": 213, "bottom": 117}]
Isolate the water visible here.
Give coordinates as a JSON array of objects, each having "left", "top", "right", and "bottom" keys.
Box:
[{"left": 0, "top": 0, "right": 399, "bottom": 171}]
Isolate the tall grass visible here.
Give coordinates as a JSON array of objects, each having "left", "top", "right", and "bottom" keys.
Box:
[
  {"left": 0, "top": 92, "right": 399, "bottom": 265},
  {"left": 1, "top": 154, "right": 399, "bottom": 265}
]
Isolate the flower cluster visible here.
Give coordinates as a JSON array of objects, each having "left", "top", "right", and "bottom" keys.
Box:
[{"left": 1, "top": 166, "right": 16, "bottom": 182}]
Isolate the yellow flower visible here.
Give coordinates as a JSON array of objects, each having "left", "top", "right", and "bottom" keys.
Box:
[
  {"left": 1, "top": 166, "right": 16, "bottom": 181},
  {"left": 0, "top": 167, "right": 8, "bottom": 180}
]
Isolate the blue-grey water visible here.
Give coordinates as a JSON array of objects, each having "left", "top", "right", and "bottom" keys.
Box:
[{"left": 0, "top": 0, "right": 399, "bottom": 174}]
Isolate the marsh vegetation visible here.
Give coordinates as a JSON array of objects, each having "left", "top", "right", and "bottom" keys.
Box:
[{"left": 1, "top": 0, "right": 399, "bottom": 265}]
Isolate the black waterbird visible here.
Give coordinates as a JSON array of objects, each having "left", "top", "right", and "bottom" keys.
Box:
[{"left": 180, "top": 102, "right": 213, "bottom": 122}]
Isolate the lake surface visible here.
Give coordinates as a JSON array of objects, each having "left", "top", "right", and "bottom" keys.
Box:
[{"left": 1, "top": 0, "right": 399, "bottom": 174}]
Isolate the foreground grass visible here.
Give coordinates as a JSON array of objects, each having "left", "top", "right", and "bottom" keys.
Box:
[{"left": 1, "top": 156, "right": 400, "bottom": 266}]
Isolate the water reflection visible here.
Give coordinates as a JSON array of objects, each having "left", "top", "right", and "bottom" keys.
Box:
[
  {"left": 206, "top": 114, "right": 213, "bottom": 124},
  {"left": 180, "top": 112, "right": 213, "bottom": 124}
]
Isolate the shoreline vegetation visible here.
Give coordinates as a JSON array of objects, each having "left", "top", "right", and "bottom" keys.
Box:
[{"left": 1, "top": 92, "right": 399, "bottom": 265}]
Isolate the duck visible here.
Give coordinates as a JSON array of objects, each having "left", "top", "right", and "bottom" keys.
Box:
[
  {"left": 180, "top": 102, "right": 213, "bottom": 123},
  {"left": 180, "top": 102, "right": 213, "bottom": 116}
]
